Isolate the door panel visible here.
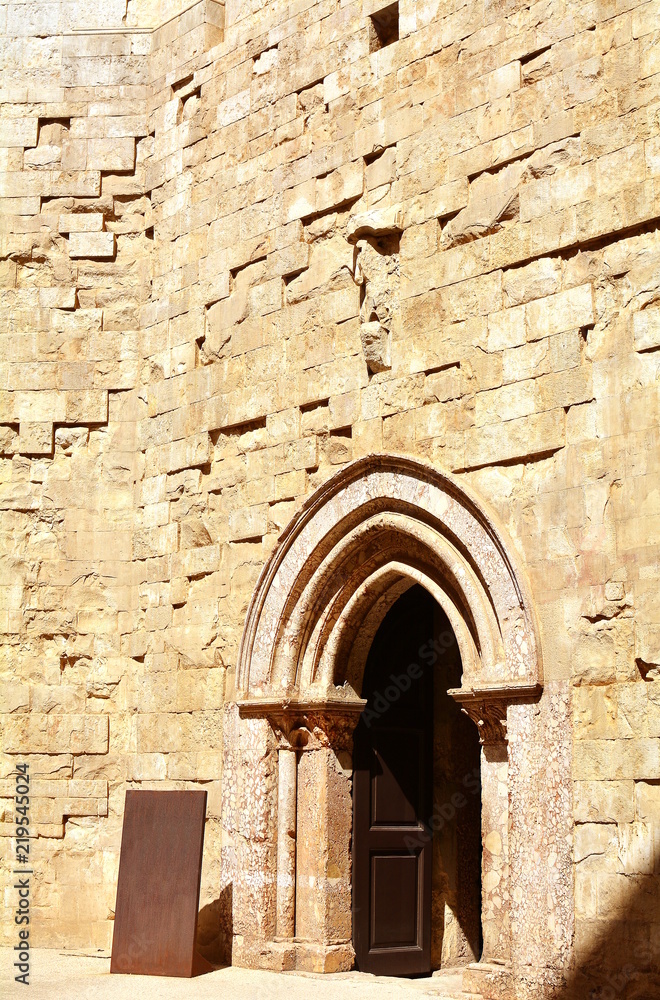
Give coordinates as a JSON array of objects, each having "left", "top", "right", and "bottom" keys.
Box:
[
  {"left": 371, "top": 733, "right": 422, "bottom": 826},
  {"left": 370, "top": 853, "right": 420, "bottom": 948},
  {"left": 352, "top": 584, "right": 435, "bottom": 976}
]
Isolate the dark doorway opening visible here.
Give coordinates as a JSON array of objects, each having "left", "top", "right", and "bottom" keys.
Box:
[{"left": 352, "top": 584, "right": 482, "bottom": 976}]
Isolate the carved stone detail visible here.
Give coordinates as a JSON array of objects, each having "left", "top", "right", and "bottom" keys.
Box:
[
  {"left": 450, "top": 684, "right": 542, "bottom": 745},
  {"left": 352, "top": 234, "right": 400, "bottom": 375},
  {"left": 238, "top": 700, "right": 366, "bottom": 753},
  {"left": 458, "top": 698, "right": 509, "bottom": 744}
]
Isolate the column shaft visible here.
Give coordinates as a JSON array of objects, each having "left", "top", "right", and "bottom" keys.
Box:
[{"left": 276, "top": 746, "right": 297, "bottom": 939}]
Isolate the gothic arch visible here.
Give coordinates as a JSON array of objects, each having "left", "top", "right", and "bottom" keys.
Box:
[{"left": 236, "top": 453, "right": 542, "bottom": 709}]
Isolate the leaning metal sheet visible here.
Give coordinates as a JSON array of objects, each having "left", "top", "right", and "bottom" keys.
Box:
[{"left": 110, "top": 789, "right": 208, "bottom": 977}]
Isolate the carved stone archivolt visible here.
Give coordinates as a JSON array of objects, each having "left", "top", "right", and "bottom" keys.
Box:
[{"left": 235, "top": 453, "right": 543, "bottom": 710}]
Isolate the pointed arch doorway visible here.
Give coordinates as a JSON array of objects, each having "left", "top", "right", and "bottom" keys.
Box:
[
  {"left": 352, "top": 584, "right": 482, "bottom": 975},
  {"left": 229, "top": 455, "right": 542, "bottom": 975}
]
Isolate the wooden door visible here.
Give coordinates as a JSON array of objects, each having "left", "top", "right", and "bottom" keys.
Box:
[{"left": 352, "top": 584, "right": 435, "bottom": 975}]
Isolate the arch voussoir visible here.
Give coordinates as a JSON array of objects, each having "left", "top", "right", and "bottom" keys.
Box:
[{"left": 236, "top": 454, "right": 542, "bottom": 705}]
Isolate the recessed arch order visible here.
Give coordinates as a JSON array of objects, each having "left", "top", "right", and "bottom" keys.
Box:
[{"left": 236, "top": 454, "right": 543, "bottom": 712}]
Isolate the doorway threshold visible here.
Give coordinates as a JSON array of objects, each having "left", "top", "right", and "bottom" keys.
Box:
[{"left": 280, "top": 966, "right": 474, "bottom": 998}]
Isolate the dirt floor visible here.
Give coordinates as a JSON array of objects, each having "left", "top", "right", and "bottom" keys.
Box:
[{"left": 1, "top": 949, "right": 474, "bottom": 999}]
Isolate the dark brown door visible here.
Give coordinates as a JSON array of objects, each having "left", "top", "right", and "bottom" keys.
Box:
[{"left": 352, "top": 585, "right": 435, "bottom": 975}]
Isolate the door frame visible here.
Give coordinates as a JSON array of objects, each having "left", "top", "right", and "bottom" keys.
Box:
[{"left": 229, "top": 456, "right": 546, "bottom": 975}]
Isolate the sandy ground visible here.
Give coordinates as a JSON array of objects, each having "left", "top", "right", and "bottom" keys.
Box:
[{"left": 2, "top": 949, "right": 470, "bottom": 999}]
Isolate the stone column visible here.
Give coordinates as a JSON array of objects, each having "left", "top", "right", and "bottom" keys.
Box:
[
  {"left": 455, "top": 695, "right": 512, "bottom": 965},
  {"left": 480, "top": 740, "right": 511, "bottom": 962},
  {"left": 227, "top": 707, "right": 279, "bottom": 970},
  {"left": 236, "top": 701, "right": 364, "bottom": 973},
  {"left": 293, "top": 710, "right": 358, "bottom": 972},
  {"left": 276, "top": 744, "right": 297, "bottom": 939}
]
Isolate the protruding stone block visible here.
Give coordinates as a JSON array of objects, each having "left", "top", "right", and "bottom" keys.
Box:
[
  {"left": 69, "top": 231, "right": 115, "bottom": 258},
  {"left": 18, "top": 421, "right": 53, "bottom": 455}
]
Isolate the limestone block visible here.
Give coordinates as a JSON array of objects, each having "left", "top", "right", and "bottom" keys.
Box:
[
  {"left": 0, "top": 681, "right": 29, "bottom": 712},
  {"left": 64, "top": 389, "right": 108, "bottom": 423},
  {"left": 133, "top": 523, "right": 179, "bottom": 559},
  {"left": 572, "top": 633, "right": 615, "bottom": 687},
  {"left": 274, "top": 469, "right": 305, "bottom": 501},
  {"left": 0, "top": 171, "right": 47, "bottom": 197},
  {"left": 360, "top": 321, "right": 391, "bottom": 374},
  {"left": 61, "top": 140, "right": 88, "bottom": 171},
  {"left": 0, "top": 425, "right": 18, "bottom": 456},
  {"left": 217, "top": 89, "right": 250, "bottom": 128},
  {"left": 2, "top": 714, "right": 109, "bottom": 753},
  {"left": 247, "top": 277, "right": 282, "bottom": 317},
  {"left": 69, "top": 231, "right": 115, "bottom": 258},
  {"left": 536, "top": 366, "right": 593, "bottom": 412},
  {"left": 573, "top": 738, "right": 660, "bottom": 781},
  {"left": 634, "top": 623, "right": 660, "bottom": 679},
  {"left": 574, "top": 822, "right": 616, "bottom": 863},
  {"left": 18, "top": 421, "right": 53, "bottom": 455},
  {"left": 464, "top": 408, "right": 565, "bottom": 469},
  {"left": 156, "top": 433, "right": 211, "bottom": 474},
  {"left": 316, "top": 162, "right": 363, "bottom": 214},
  {"left": 50, "top": 170, "right": 102, "bottom": 197},
  {"left": 267, "top": 242, "right": 309, "bottom": 280},
  {"left": 502, "top": 257, "right": 562, "bottom": 307},
  {"left": 423, "top": 177, "right": 468, "bottom": 222},
  {"left": 575, "top": 870, "right": 598, "bottom": 918},
  {"left": 266, "top": 407, "right": 300, "bottom": 443},
  {"left": 0, "top": 196, "right": 40, "bottom": 216},
  {"left": 284, "top": 177, "right": 316, "bottom": 223},
  {"left": 502, "top": 329, "right": 581, "bottom": 384},
  {"left": 173, "top": 543, "right": 221, "bottom": 577},
  {"left": 347, "top": 204, "right": 404, "bottom": 241},
  {"left": 617, "top": 822, "right": 655, "bottom": 875},
  {"left": 0, "top": 118, "right": 38, "bottom": 148},
  {"left": 633, "top": 308, "right": 660, "bottom": 353},
  {"left": 475, "top": 381, "right": 536, "bottom": 427},
  {"left": 58, "top": 212, "right": 104, "bottom": 233},
  {"left": 365, "top": 147, "right": 396, "bottom": 191},
  {"left": 487, "top": 304, "right": 526, "bottom": 352},
  {"left": 526, "top": 284, "right": 595, "bottom": 341},
  {"left": 443, "top": 159, "right": 527, "bottom": 247},
  {"left": 636, "top": 781, "right": 660, "bottom": 822},
  {"left": 423, "top": 367, "right": 465, "bottom": 403},
  {"left": 574, "top": 780, "right": 634, "bottom": 823},
  {"left": 285, "top": 236, "right": 354, "bottom": 301},
  {"left": 229, "top": 505, "right": 268, "bottom": 542}
]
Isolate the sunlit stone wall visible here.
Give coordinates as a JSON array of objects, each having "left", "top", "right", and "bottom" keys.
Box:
[{"left": 1, "top": 0, "right": 659, "bottom": 994}]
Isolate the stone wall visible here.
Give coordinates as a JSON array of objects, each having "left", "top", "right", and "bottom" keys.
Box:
[{"left": 1, "top": 0, "right": 660, "bottom": 992}]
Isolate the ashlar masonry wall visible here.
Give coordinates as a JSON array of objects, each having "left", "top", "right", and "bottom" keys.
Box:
[{"left": 1, "top": 0, "right": 660, "bottom": 993}]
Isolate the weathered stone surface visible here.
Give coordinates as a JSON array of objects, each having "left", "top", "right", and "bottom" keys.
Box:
[
  {"left": 68, "top": 231, "right": 115, "bottom": 258},
  {"left": 1, "top": 1, "right": 660, "bottom": 995}
]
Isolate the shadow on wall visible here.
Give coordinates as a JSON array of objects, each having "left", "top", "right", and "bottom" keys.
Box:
[
  {"left": 196, "top": 883, "right": 232, "bottom": 967},
  {"left": 550, "top": 868, "right": 660, "bottom": 1000}
]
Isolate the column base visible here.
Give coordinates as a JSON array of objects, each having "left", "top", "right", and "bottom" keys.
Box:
[
  {"left": 232, "top": 936, "right": 355, "bottom": 973},
  {"left": 462, "top": 962, "right": 514, "bottom": 999}
]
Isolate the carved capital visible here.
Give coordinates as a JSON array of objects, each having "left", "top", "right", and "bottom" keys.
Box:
[
  {"left": 236, "top": 697, "right": 367, "bottom": 752},
  {"left": 459, "top": 698, "right": 509, "bottom": 745},
  {"left": 449, "top": 683, "right": 542, "bottom": 746}
]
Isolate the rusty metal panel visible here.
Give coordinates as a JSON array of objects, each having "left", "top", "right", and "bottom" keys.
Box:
[{"left": 110, "top": 789, "right": 211, "bottom": 977}]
